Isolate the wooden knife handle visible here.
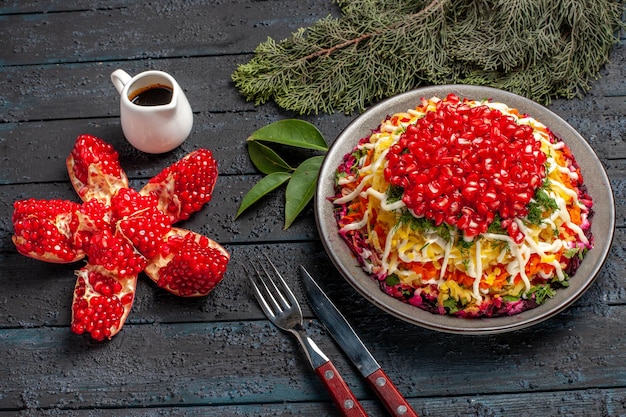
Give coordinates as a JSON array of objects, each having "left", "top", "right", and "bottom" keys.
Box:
[
  {"left": 365, "top": 368, "right": 419, "bottom": 417},
  {"left": 315, "top": 361, "right": 368, "bottom": 417}
]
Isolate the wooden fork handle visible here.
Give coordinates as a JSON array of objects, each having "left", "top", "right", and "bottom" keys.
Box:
[{"left": 315, "top": 361, "right": 368, "bottom": 416}]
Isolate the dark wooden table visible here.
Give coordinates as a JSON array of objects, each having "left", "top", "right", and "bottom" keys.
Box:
[{"left": 1, "top": 2, "right": 625, "bottom": 416}]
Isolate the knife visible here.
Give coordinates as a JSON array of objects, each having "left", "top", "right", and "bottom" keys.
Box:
[{"left": 299, "top": 266, "right": 419, "bottom": 417}]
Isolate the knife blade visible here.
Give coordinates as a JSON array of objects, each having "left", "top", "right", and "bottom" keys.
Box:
[{"left": 299, "top": 265, "right": 419, "bottom": 417}]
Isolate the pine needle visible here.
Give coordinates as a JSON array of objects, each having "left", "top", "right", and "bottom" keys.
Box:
[{"left": 232, "top": 0, "right": 625, "bottom": 115}]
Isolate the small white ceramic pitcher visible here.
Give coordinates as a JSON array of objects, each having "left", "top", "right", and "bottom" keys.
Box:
[{"left": 111, "top": 69, "right": 193, "bottom": 154}]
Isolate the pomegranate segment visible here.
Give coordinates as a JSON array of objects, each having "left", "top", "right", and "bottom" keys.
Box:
[
  {"left": 71, "top": 264, "right": 137, "bottom": 341},
  {"left": 112, "top": 188, "right": 173, "bottom": 260},
  {"left": 66, "top": 134, "right": 129, "bottom": 204},
  {"left": 12, "top": 199, "right": 84, "bottom": 263},
  {"left": 116, "top": 205, "right": 172, "bottom": 259},
  {"left": 74, "top": 199, "right": 114, "bottom": 249},
  {"left": 144, "top": 228, "right": 229, "bottom": 297},
  {"left": 140, "top": 148, "right": 218, "bottom": 223}
]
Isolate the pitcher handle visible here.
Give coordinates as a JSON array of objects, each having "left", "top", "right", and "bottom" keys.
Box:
[{"left": 111, "top": 69, "right": 132, "bottom": 95}]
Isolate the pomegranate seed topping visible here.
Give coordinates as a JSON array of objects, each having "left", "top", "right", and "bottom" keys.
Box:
[{"left": 385, "top": 94, "right": 547, "bottom": 240}]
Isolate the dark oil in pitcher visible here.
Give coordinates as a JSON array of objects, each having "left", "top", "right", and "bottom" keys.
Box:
[{"left": 130, "top": 84, "right": 173, "bottom": 106}]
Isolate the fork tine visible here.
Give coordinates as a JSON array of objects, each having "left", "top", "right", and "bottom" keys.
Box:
[
  {"left": 257, "top": 263, "right": 288, "bottom": 313},
  {"left": 248, "top": 271, "right": 276, "bottom": 319},
  {"left": 248, "top": 255, "right": 304, "bottom": 325},
  {"left": 262, "top": 254, "right": 299, "bottom": 309}
]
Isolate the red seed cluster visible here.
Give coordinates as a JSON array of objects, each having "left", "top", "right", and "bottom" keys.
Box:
[
  {"left": 75, "top": 199, "right": 113, "bottom": 248},
  {"left": 143, "top": 148, "right": 218, "bottom": 222},
  {"left": 156, "top": 233, "right": 229, "bottom": 296},
  {"left": 111, "top": 188, "right": 158, "bottom": 220},
  {"left": 117, "top": 206, "right": 172, "bottom": 259},
  {"left": 384, "top": 95, "right": 547, "bottom": 240},
  {"left": 84, "top": 229, "right": 147, "bottom": 277},
  {"left": 72, "top": 269, "right": 129, "bottom": 341},
  {"left": 12, "top": 199, "right": 82, "bottom": 262},
  {"left": 68, "top": 134, "right": 123, "bottom": 186}
]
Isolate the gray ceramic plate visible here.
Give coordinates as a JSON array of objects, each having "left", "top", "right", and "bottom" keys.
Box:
[{"left": 315, "top": 85, "right": 615, "bottom": 334}]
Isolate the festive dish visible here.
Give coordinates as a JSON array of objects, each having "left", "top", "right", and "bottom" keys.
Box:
[{"left": 315, "top": 85, "right": 614, "bottom": 334}]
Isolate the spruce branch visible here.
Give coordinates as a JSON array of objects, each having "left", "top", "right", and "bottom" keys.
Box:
[
  {"left": 232, "top": 0, "right": 624, "bottom": 115},
  {"left": 302, "top": 0, "right": 449, "bottom": 61}
]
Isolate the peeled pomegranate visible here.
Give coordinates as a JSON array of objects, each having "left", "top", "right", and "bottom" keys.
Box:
[{"left": 12, "top": 134, "right": 230, "bottom": 341}]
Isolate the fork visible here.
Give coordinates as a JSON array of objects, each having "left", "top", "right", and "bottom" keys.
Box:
[{"left": 249, "top": 256, "right": 368, "bottom": 417}]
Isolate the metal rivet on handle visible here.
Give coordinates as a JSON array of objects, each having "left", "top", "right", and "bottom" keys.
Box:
[
  {"left": 344, "top": 399, "right": 355, "bottom": 409},
  {"left": 376, "top": 376, "right": 387, "bottom": 387},
  {"left": 397, "top": 405, "right": 408, "bottom": 415},
  {"left": 324, "top": 369, "right": 335, "bottom": 380}
]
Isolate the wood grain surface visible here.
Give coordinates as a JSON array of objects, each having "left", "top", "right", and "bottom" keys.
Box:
[{"left": 1, "top": 1, "right": 625, "bottom": 416}]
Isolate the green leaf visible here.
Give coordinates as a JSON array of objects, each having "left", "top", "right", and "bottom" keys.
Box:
[
  {"left": 248, "top": 140, "right": 293, "bottom": 174},
  {"left": 235, "top": 172, "right": 292, "bottom": 219},
  {"left": 284, "top": 155, "right": 325, "bottom": 229},
  {"left": 248, "top": 119, "right": 328, "bottom": 151}
]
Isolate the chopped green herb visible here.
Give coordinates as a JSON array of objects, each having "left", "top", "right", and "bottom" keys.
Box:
[
  {"left": 564, "top": 246, "right": 587, "bottom": 261},
  {"left": 398, "top": 211, "right": 454, "bottom": 241},
  {"left": 563, "top": 247, "right": 581, "bottom": 259},
  {"left": 490, "top": 238, "right": 510, "bottom": 254},
  {"left": 462, "top": 258, "right": 470, "bottom": 272},
  {"left": 487, "top": 215, "right": 506, "bottom": 234},
  {"left": 386, "top": 185, "right": 404, "bottom": 203},
  {"left": 527, "top": 284, "right": 556, "bottom": 305},
  {"left": 443, "top": 298, "right": 460, "bottom": 314},
  {"left": 526, "top": 181, "right": 559, "bottom": 226},
  {"left": 456, "top": 238, "right": 475, "bottom": 258},
  {"left": 385, "top": 274, "right": 400, "bottom": 286}
]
